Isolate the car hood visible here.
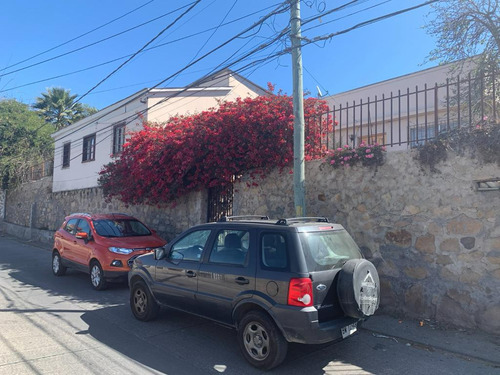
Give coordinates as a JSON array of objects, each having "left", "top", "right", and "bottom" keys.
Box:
[{"left": 97, "top": 235, "right": 166, "bottom": 249}]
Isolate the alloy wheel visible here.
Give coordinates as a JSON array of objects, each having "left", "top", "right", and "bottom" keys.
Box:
[
  {"left": 91, "top": 264, "right": 101, "bottom": 287},
  {"left": 243, "top": 321, "right": 270, "bottom": 361}
]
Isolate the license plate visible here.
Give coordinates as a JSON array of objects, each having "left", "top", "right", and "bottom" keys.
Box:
[{"left": 341, "top": 322, "right": 357, "bottom": 339}]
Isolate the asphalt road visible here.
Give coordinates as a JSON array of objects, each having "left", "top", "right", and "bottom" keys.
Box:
[{"left": 0, "top": 235, "right": 498, "bottom": 375}]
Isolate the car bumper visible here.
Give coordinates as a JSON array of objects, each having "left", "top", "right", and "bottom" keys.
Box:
[
  {"left": 102, "top": 269, "right": 129, "bottom": 280},
  {"left": 271, "top": 305, "right": 362, "bottom": 344}
]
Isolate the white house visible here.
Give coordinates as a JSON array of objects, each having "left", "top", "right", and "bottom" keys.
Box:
[
  {"left": 323, "top": 60, "right": 482, "bottom": 151},
  {"left": 51, "top": 70, "right": 267, "bottom": 192}
]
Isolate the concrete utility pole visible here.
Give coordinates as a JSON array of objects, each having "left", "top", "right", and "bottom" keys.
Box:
[{"left": 290, "top": 0, "right": 306, "bottom": 216}]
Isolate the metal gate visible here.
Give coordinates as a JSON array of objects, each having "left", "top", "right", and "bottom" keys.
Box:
[{"left": 207, "top": 183, "right": 233, "bottom": 222}]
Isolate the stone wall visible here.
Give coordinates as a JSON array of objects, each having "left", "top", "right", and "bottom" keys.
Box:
[
  {"left": 2, "top": 150, "right": 499, "bottom": 334},
  {"left": 234, "top": 151, "right": 500, "bottom": 334},
  {"left": 3, "top": 177, "right": 207, "bottom": 243}
]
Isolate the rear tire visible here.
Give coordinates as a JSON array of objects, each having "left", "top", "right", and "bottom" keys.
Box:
[
  {"left": 90, "top": 260, "right": 107, "bottom": 290},
  {"left": 237, "top": 311, "right": 288, "bottom": 370},
  {"left": 52, "top": 251, "right": 66, "bottom": 276},
  {"left": 130, "top": 280, "right": 159, "bottom": 321}
]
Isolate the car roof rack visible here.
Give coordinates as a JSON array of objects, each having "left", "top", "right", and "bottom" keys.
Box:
[
  {"left": 276, "top": 217, "right": 329, "bottom": 225},
  {"left": 219, "top": 215, "right": 270, "bottom": 222}
]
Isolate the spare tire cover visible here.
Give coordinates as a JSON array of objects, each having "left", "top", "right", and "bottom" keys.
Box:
[{"left": 337, "top": 259, "right": 380, "bottom": 319}]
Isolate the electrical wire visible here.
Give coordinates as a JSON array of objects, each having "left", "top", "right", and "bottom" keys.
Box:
[
  {"left": 0, "top": 3, "right": 280, "bottom": 95},
  {"left": 302, "top": 0, "right": 439, "bottom": 45},
  {"left": 50, "top": 4, "right": 292, "bottom": 165},
  {"left": 189, "top": 0, "right": 239, "bottom": 63},
  {"left": 73, "top": 0, "right": 202, "bottom": 105},
  {"left": 22, "top": 0, "right": 437, "bottom": 171},
  {"left": 49, "top": 0, "right": 290, "bottom": 148},
  {"left": 0, "top": 2, "right": 197, "bottom": 79},
  {"left": 49, "top": 0, "right": 434, "bottom": 165},
  {"left": 0, "top": 0, "right": 155, "bottom": 73},
  {"left": 302, "top": 0, "right": 392, "bottom": 33}
]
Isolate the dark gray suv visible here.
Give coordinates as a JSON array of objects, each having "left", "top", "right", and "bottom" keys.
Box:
[{"left": 128, "top": 216, "right": 380, "bottom": 370}]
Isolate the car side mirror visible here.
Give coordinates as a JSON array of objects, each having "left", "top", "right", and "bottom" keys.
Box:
[
  {"left": 154, "top": 247, "right": 166, "bottom": 260},
  {"left": 76, "top": 232, "right": 90, "bottom": 244}
]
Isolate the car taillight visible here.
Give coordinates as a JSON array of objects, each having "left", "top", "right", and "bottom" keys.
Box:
[{"left": 288, "top": 277, "right": 313, "bottom": 307}]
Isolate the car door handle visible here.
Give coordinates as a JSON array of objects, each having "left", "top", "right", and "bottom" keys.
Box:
[
  {"left": 186, "top": 270, "right": 196, "bottom": 278},
  {"left": 235, "top": 277, "right": 249, "bottom": 285}
]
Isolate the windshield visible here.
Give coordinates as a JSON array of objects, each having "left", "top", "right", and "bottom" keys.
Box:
[
  {"left": 93, "top": 219, "right": 151, "bottom": 237},
  {"left": 299, "top": 229, "right": 362, "bottom": 271}
]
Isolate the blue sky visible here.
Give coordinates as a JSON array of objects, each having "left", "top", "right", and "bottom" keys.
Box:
[{"left": 0, "top": 0, "right": 438, "bottom": 110}]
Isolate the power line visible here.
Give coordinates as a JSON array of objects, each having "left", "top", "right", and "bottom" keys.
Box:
[
  {"left": 302, "top": 0, "right": 392, "bottom": 33},
  {"left": 303, "top": 0, "right": 439, "bottom": 44},
  {"left": 50, "top": 1, "right": 290, "bottom": 147},
  {"left": 190, "top": 0, "right": 239, "bottom": 62},
  {"left": 73, "top": 0, "right": 202, "bottom": 105},
  {"left": 49, "top": 0, "right": 437, "bottom": 166},
  {"left": 50, "top": 3, "right": 292, "bottom": 165},
  {"left": 302, "top": 0, "right": 368, "bottom": 26},
  {"left": 53, "top": 0, "right": 431, "bottom": 167},
  {"left": 52, "top": 61, "right": 279, "bottom": 168},
  {"left": 0, "top": 2, "right": 197, "bottom": 79},
  {"left": 41, "top": 0, "right": 437, "bottom": 169},
  {"left": 0, "top": 0, "right": 154, "bottom": 73},
  {"left": 0, "top": 3, "right": 281, "bottom": 95}
]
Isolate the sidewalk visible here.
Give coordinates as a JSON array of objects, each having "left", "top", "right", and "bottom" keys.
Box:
[{"left": 363, "top": 314, "right": 500, "bottom": 367}]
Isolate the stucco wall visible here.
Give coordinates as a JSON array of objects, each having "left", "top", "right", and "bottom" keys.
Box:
[{"left": 234, "top": 151, "right": 500, "bottom": 334}]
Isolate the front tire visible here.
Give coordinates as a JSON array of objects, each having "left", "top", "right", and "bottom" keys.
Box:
[
  {"left": 52, "top": 251, "right": 67, "bottom": 276},
  {"left": 237, "top": 311, "right": 288, "bottom": 370},
  {"left": 130, "top": 280, "right": 159, "bottom": 321},
  {"left": 90, "top": 260, "right": 107, "bottom": 290}
]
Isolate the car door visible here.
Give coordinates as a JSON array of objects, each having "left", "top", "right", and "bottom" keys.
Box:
[
  {"left": 196, "top": 228, "right": 256, "bottom": 324},
  {"left": 58, "top": 218, "right": 80, "bottom": 262},
  {"left": 153, "top": 228, "right": 212, "bottom": 314},
  {"left": 72, "top": 218, "right": 93, "bottom": 266}
]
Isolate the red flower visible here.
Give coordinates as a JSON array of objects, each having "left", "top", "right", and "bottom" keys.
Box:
[{"left": 99, "top": 93, "right": 331, "bottom": 205}]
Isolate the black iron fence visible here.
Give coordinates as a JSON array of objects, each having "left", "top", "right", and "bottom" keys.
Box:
[{"left": 313, "top": 70, "right": 499, "bottom": 150}]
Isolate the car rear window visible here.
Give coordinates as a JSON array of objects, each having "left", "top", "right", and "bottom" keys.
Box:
[
  {"left": 93, "top": 219, "right": 151, "bottom": 237},
  {"left": 299, "top": 229, "right": 362, "bottom": 271}
]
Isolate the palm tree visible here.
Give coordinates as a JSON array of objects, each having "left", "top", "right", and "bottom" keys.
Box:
[{"left": 33, "top": 87, "right": 97, "bottom": 130}]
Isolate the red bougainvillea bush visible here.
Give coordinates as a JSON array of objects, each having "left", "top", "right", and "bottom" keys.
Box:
[{"left": 98, "top": 92, "right": 331, "bottom": 205}]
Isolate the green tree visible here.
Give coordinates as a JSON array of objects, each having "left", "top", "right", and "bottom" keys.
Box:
[
  {"left": 33, "top": 87, "right": 98, "bottom": 130},
  {"left": 0, "top": 99, "right": 54, "bottom": 189}
]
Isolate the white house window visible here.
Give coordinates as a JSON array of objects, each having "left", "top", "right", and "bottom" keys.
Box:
[
  {"left": 62, "top": 142, "right": 71, "bottom": 168},
  {"left": 82, "top": 134, "right": 96, "bottom": 162},
  {"left": 112, "top": 123, "right": 126, "bottom": 155}
]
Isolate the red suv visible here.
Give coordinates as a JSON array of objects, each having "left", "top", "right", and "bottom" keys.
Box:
[{"left": 52, "top": 213, "right": 166, "bottom": 290}]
